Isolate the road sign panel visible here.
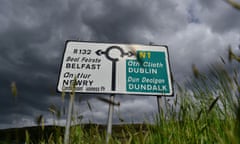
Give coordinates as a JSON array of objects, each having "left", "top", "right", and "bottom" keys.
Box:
[{"left": 57, "top": 41, "right": 173, "bottom": 96}]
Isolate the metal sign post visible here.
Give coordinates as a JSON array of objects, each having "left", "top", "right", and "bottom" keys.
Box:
[
  {"left": 157, "top": 96, "right": 163, "bottom": 118},
  {"left": 64, "top": 93, "right": 75, "bottom": 144},
  {"left": 106, "top": 95, "right": 114, "bottom": 143}
]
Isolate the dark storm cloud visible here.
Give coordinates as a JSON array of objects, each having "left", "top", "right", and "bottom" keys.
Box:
[
  {"left": 81, "top": 0, "right": 184, "bottom": 43},
  {"left": 81, "top": 0, "right": 153, "bottom": 43},
  {"left": 1, "top": 0, "right": 175, "bottom": 128},
  {"left": 0, "top": 0, "right": 93, "bottom": 128}
]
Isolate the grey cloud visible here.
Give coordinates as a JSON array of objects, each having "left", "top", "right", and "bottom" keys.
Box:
[
  {"left": 192, "top": 0, "right": 240, "bottom": 33},
  {"left": 166, "top": 23, "right": 234, "bottom": 81},
  {"left": 81, "top": 0, "right": 188, "bottom": 43}
]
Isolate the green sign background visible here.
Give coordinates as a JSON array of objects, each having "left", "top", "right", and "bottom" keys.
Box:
[{"left": 126, "top": 51, "right": 170, "bottom": 94}]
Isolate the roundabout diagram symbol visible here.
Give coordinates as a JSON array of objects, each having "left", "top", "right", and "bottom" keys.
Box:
[{"left": 96, "top": 46, "right": 134, "bottom": 91}]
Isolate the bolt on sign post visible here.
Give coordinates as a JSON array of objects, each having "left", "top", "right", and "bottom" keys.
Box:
[{"left": 57, "top": 41, "right": 174, "bottom": 143}]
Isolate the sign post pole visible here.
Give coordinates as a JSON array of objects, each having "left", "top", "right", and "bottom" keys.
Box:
[
  {"left": 64, "top": 93, "right": 75, "bottom": 144},
  {"left": 157, "top": 96, "right": 163, "bottom": 118},
  {"left": 106, "top": 95, "right": 114, "bottom": 144}
]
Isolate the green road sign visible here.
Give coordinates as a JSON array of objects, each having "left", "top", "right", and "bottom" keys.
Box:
[{"left": 126, "top": 51, "right": 170, "bottom": 94}]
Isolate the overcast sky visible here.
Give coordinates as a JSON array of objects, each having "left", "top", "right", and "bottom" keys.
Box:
[{"left": 0, "top": 0, "right": 240, "bottom": 129}]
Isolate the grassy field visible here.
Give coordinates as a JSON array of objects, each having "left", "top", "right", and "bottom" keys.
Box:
[{"left": 1, "top": 48, "right": 240, "bottom": 144}]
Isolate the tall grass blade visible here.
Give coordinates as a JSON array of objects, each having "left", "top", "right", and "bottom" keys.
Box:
[
  {"left": 192, "top": 64, "right": 200, "bottom": 79},
  {"left": 225, "top": 0, "right": 240, "bottom": 10},
  {"left": 87, "top": 100, "right": 92, "bottom": 112},
  {"left": 11, "top": 81, "right": 18, "bottom": 98},
  {"left": 25, "top": 130, "right": 30, "bottom": 144},
  {"left": 207, "top": 96, "right": 219, "bottom": 114}
]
